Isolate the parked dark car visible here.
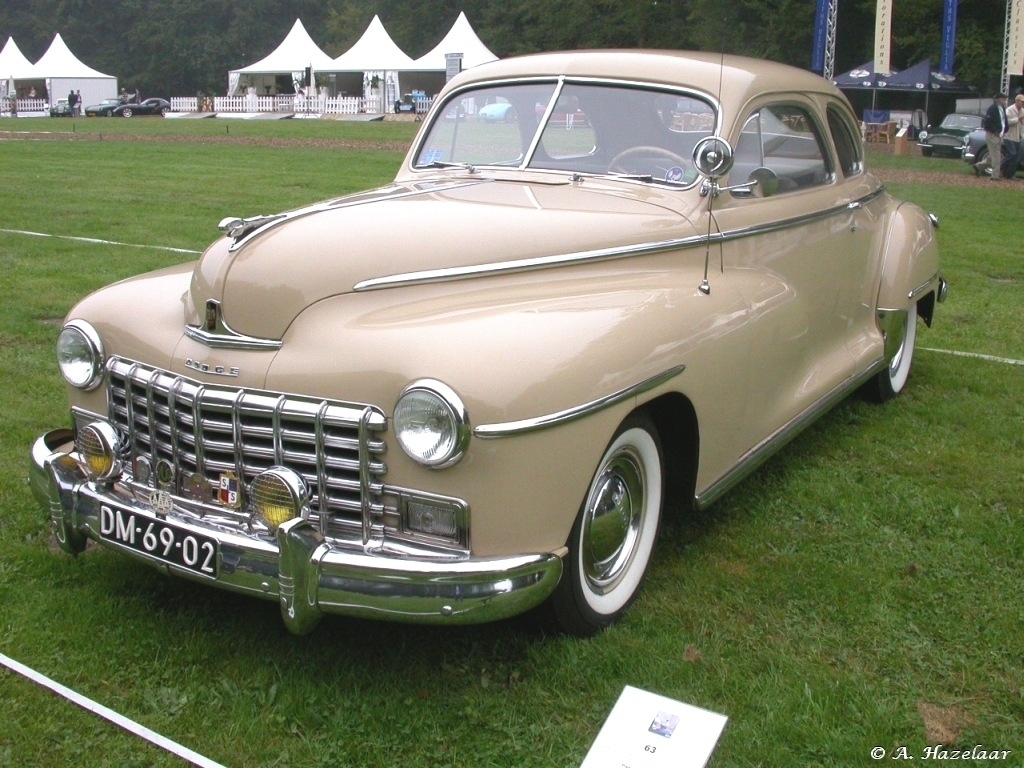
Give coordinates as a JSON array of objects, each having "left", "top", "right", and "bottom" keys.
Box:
[
  {"left": 917, "top": 113, "right": 982, "bottom": 157},
  {"left": 85, "top": 98, "right": 120, "bottom": 117},
  {"left": 49, "top": 99, "right": 72, "bottom": 117},
  {"left": 112, "top": 98, "right": 171, "bottom": 118}
]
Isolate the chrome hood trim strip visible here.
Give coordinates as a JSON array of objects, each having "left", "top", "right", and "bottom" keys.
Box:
[
  {"left": 474, "top": 366, "right": 685, "bottom": 438},
  {"left": 224, "top": 181, "right": 487, "bottom": 253},
  {"left": 355, "top": 187, "right": 888, "bottom": 292}
]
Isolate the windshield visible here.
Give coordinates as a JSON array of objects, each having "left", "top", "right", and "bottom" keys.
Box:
[
  {"left": 939, "top": 114, "right": 981, "bottom": 130},
  {"left": 413, "top": 80, "right": 716, "bottom": 187}
]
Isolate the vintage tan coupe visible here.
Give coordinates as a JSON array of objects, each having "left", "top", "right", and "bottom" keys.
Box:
[{"left": 31, "top": 51, "right": 946, "bottom": 636}]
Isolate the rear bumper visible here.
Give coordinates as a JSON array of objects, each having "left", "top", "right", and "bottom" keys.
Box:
[{"left": 31, "top": 429, "right": 562, "bottom": 634}]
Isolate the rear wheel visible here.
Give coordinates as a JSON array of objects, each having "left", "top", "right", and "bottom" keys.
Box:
[
  {"left": 867, "top": 302, "right": 918, "bottom": 402},
  {"left": 547, "top": 412, "right": 664, "bottom": 636}
]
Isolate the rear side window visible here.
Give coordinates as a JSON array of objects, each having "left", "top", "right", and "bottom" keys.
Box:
[
  {"left": 732, "top": 104, "right": 831, "bottom": 194},
  {"left": 827, "top": 105, "right": 863, "bottom": 178}
]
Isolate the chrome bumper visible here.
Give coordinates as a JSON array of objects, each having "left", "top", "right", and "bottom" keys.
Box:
[{"left": 31, "top": 429, "right": 562, "bottom": 634}]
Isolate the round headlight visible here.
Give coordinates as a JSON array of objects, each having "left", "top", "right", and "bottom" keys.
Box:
[
  {"left": 57, "top": 320, "right": 104, "bottom": 390},
  {"left": 393, "top": 380, "right": 470, "bottom": 468}
]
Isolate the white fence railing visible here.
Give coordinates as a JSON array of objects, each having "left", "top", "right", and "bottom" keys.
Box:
[
  {"left": 4, "top": 97, "right": 48, "bottom": 115},
  {"left": 173, "top": 94, "right": 431, "bottom": 116},
  {"left": 4, "top": 94, "right": 433, "bottom": 117}
]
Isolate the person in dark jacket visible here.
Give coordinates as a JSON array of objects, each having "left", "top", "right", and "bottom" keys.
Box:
[{"left": 976, "top": 92, "right": 1008, "bottom": 180}]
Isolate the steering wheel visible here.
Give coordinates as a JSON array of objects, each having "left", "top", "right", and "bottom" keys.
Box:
[{"left": 608, "top": 146, "right": 690, "bottom": 177}]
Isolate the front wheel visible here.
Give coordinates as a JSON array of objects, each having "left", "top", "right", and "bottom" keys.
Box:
[
  {"left": 547, "top": 413, "right": 664, "bottom": 636},
  {"left": 121, "top": 108, "right": 133, "bottom": 118},
  {"left": 867, "top": 302, "right": 918, "bottom": 402}
]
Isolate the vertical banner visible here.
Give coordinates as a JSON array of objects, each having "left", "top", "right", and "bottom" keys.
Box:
[
  {"left": 874, "top": 0, "right": 893, "bottom": 75},
  {"left": 1010, "top": 0, "right": 1024, "bottom": 79},
  {"left": 811, "top": 0, "right": 830, "bottom": 74},
  {"left": 939, "top": 0, "right": 958, "bottom": 74}
]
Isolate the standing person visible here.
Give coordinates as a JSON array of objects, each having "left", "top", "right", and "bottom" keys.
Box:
[
  {"left": 74, "top": 90, "right": 82, "bottom": 116},
  {"left": 977, "top": 92, "right": 1008, "bottom": 181},
  {"left": 1002, "top": 94, "right": 1024, "bottom": 178}
]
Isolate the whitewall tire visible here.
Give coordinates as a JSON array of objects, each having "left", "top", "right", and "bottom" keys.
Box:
[{"left": 549, "top": 412, "right": 664, "bottom": 636}]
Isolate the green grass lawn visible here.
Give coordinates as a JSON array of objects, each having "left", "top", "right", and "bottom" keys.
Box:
[{"left": 1, "top": 119, "right": 1021, "bottom": 767}]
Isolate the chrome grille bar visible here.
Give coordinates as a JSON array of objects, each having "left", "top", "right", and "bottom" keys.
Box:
[{"left": 105, "top": 358, "right": 387, "bottom": 528}]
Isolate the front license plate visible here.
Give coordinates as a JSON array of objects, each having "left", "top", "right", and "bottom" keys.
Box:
[{"left": 99, "top": 504, "right": 218, "bottom": 577}]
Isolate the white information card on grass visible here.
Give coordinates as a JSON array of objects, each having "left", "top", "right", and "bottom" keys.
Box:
[{"left": 580, "top": 686, "right": 727, "bottom": 768}]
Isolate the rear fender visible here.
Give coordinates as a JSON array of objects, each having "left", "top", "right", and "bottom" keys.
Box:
[{"left": 877, "top": 203, "right": 941, "bottom": 324}]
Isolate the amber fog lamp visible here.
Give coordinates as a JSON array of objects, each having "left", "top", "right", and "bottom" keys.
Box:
[
  {"left": 249, "top": 467, "right": 308, "bottom": 531},
  {"left": 56, "top": 320, "right": 104, "bottom": 390},
  {"left": 393, "top": 380, "right": 470, "bottom": 469},
  {"left": 76, "top": 421, "right": 122, "bottom": 481}
]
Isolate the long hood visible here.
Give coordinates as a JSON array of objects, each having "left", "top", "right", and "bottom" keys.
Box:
[{"left": 187, "top": 178, "right": 702, "bottom": 340}]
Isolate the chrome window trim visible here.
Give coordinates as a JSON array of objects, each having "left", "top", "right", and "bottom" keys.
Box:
[
  {"left": 474, "top": 365, "right": 685, "bottom": 439},
  {"left": 354, "top": 187, "right": 888, "bottom": 292},
  {"left": 409, "top": 75, "right": 723, "bottom": 176}
]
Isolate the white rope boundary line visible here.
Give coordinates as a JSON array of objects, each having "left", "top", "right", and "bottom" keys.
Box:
[
  {"left": 0, "top": 652, "right": 227, "bottom": 768},
  {"left": 0, "top": 228, "right": 202, "bottom": 255},
  {"left": 921, "top": 347, "right": 1024, "bottom": 367}
]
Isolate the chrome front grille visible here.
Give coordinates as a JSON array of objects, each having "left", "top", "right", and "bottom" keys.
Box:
[{"left": 105, "top": 358, "right": 388, "bottom": 531}]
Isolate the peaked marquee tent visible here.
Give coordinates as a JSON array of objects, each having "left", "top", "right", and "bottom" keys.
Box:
[
  {"left": 1, "top": 37, "right": 36, "bottom": 92},
  {"left": 327, "top": 15, "right": 416, "bottom": 101},
  {"left": 412, "top": 12, "right": 498, "bottom": 71},
  {"left": 229, "top": 19, "right": 336, "bottom": 96},
  {"left": 22, "top": 33, "right": 117, "bottom": 107}
]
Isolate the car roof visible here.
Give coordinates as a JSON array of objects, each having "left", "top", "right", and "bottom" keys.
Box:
[{"left": 444, "top": 50, "right": 845, "bottom": 122}]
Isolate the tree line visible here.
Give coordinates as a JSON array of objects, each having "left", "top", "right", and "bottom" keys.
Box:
[{"left": 0, "top": 0, "right": 1008, "bottom": 99}]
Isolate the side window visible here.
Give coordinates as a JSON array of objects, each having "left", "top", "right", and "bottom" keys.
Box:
[
  {"left": 826, "top": 105, "right": 863, "bottom": 178},
  {"left": 731, "top": 104, "right": 831, "bottom": 195}
]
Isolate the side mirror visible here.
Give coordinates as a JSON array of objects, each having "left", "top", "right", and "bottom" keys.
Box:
[
  {"left": 692, "top": 136, "right": 735, "bottom": 179},
  {"left": 747, "top": 167, "right": 780, "bottom": 198}
]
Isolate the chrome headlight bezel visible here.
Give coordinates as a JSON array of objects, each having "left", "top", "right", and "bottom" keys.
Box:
[
  {"left": 393, "top": 379, "right": 471, "bottom": 469},
  {"left": 56, "top": 319, "right": 105, "bottom": 391}
]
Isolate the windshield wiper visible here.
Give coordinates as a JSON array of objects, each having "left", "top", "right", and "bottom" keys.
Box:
[
  {"left": 607, "top": 172, "right": 655, "bottom": 183},
  {"left": 424, "top": 161, "right": 479, "bottom": 174}
]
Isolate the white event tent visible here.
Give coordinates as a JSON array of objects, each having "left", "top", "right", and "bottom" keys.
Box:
[
  {"left": 229, "top": 19, "right": 336, "bottom": 97},
  {"left": 402, "top": 12, "right": 500, "bottom": 98},
  {"left": 26, "top": 33, "right": 117, "bottom": 107},
  {"left": 327, "top": 15, "right": 416, "bottom": 104},
  {"left": 412, "top": 12, "right": 498, "bottom": 72},
  {"left": 1, "top": 37, "right": 36, "bottom": 98}
]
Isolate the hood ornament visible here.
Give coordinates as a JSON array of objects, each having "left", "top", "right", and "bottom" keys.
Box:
[{"left": 218, "top": 214, "right": 285, "bottom": 241}]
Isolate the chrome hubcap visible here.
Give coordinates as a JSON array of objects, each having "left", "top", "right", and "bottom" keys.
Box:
[{"left": 581, "top": 448, "right": 645, "bottom": 594}]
